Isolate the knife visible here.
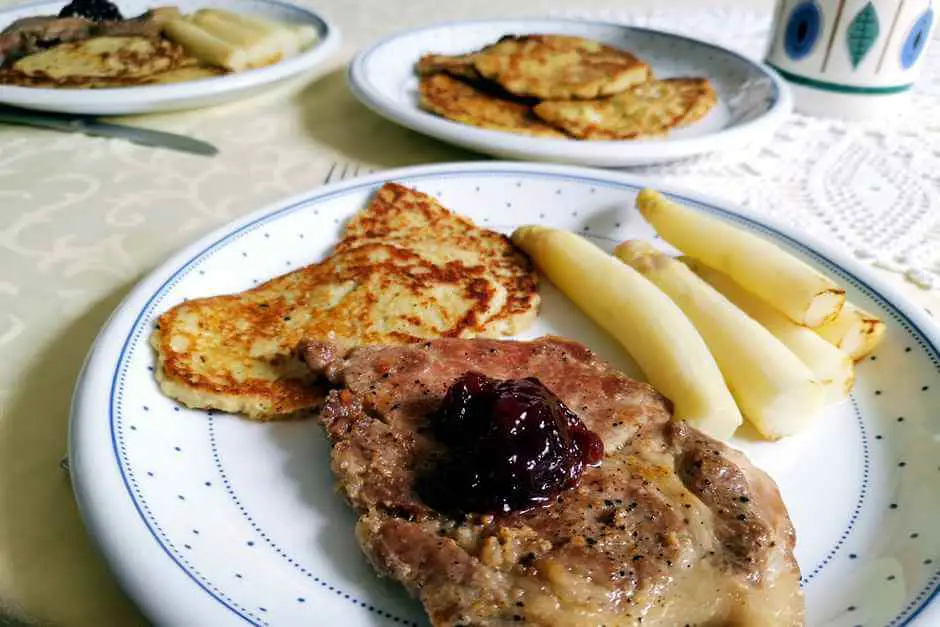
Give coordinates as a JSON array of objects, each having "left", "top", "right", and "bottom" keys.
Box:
[{"left": 0, "top": 106, "right": 218, "bottom": 156}]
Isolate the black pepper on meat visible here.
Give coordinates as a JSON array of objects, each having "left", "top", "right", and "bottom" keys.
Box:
[{"left": 315, "top": 337, "right": 804, "bottom": 626}]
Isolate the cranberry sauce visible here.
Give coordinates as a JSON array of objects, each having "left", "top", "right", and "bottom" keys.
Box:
[
  {"left": 420, "top": 372, "right": 604, "bottom": 514},
  {"left": 59, "top": 0, "right": 123, "bottom": 20}
]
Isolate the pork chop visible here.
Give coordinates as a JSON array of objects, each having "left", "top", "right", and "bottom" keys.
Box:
[
  {"left": 0, "top": 7, "right": 177, "bottom": 67},
  {"left": 310, "top": 337, "right": 804, "bottom": 626}
]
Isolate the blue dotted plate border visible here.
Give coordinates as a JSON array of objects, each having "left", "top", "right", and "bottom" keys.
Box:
[
  {"left": 107, "top": 169, "right": 940, "bottom": 626},
  {"left": 206, "top": 418, "right": 418, "bottom": 626}
]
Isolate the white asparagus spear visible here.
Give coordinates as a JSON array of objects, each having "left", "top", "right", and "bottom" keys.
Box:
[
  {"left": 635, "top": 189, "right": 845, "bottom": 327},
  {"left": 614, "top": 240, "right": 825, "bottom": 439},
  {"left": 192, "top": 9, "right": 311, "bottom": 56},
  {"left": 247, "top": 14, "right": 319, "bottom": 52},
  {"left": 190, "top": 12, "right": 266, "bottom": 47},
  {"left": 814, "top": 301, "right": 887, "bottom": 361},
  {"left": 686, "top": 258, "right": 854, "bottom": 403},
  {"left": 163, "top": 19, "right": 250, "bottom": 71},
  {"left": 290, "top": 24, "right": 320, "bottom": 50},
  {"left": 189, "top": 11, "right": 284, "bottom": 67},
  {"left": 512, "top": 226, "right": 742, "bottom": 440}
]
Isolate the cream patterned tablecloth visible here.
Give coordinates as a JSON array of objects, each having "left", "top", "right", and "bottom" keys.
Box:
[{"left": 2, "top": 0, "right": 940, "bottom": 624}]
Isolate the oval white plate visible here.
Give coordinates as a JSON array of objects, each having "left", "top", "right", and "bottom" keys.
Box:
[
  {"left": 0, "top": 0, "right": 340, "bottom": 115},
  {"left": 348, "top": 20, "right": 792, "bottom": 167},
  {"left": 71, "top": 162, "right": 940, "bottom": 626}
]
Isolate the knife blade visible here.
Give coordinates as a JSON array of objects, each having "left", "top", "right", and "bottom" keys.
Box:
[{"left": 0, "top": 107, "right": 218, "bottom": 156}]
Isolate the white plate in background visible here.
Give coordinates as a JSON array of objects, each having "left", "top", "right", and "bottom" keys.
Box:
[
  {"left": 348, "top": 20, "right": 792, "bottom": 167},
  {"left": 0, "top": 0, "right": 340, "bottom": 115},
  {"left": 70, "top": 162, "right": 940, "bottom": 626}
]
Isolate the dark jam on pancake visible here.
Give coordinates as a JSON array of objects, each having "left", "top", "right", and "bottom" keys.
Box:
[
  {"left": 420, "top": 372, "right": 603, "bottom": 514},
  {"left": 59, "top": 0, "right": 123, "bottom": 21}
]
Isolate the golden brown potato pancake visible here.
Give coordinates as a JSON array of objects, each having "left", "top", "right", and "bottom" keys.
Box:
[
  {"left": 0, "top": 35, "right": 221, "bottom": 87},
  {"left": 471, "top": 34, "right": 651, "bottom": 100},
  {"left": 418, "top": 73, "right": 566, "bottom": 138},
  {"left": 151, "top": 182, "right": 540, "bottom": 420},
  {"left": 415, "top": 52, "right": 481, "bottom": 81},
  {"left": 533, "top": 77, "right": 717, "bottom": 140}
]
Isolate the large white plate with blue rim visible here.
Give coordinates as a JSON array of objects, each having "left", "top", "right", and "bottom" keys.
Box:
[
  {"left": 347, "top": 19, "right": 792, "bottom": 167},
  {"left": 0, "top": 0, "right": 340, "bottom": 115},
  {"left": 70, "top": 162, "right": 940, "bottom": 626}
]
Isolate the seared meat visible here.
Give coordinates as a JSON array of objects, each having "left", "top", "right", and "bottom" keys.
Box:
[
  {"left": 0, "top": 16, "right": 92, "bottom": 65},
  {"left": 0, "top": 9, "right": 169, "bottom": 66},
  {"left": 310, "top": 337, "right": 804, "bottom": 626}
]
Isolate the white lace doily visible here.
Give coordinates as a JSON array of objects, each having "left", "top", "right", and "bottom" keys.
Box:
[{"left": 554, "top": 7, "right": 940, "bottom": 290}]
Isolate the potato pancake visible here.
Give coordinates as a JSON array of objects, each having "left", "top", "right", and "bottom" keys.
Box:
[
  {"left": 418, "top": 73, "right": 566, "bottom": 138},
  {"left": 533, "top": 77, "right": 717, "bottom": 140},
  {"left": 151, "top": 183, "right": 540, "bottom": 420},
  {"left": 415, "top": 52, "right": 481, "bottom": 81},
  {"left": 0, "top": 35, "right": 221, "bottom": 87},
  {"left": 471, "top": 34, "right": 651, "bottom": 100}
]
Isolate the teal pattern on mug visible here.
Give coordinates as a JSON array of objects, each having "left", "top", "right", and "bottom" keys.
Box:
[
  {"left": 767, "top": 0, "right": 936, "bottom": 105},
  {"left": 847, "top": 2, "right": 881, "bottom": 69}
]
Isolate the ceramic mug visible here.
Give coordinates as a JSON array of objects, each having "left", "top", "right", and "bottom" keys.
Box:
[{"left": 766, "top": 0, "right": 935, "bottom": 120}]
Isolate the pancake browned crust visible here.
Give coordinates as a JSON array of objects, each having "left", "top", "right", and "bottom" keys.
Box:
[
  {"left": 418, "top": 73, "right": 567, "bottom": 138},
  {"left": 533, "top": 77, "right": 717, "bottom": 141},
  {"left": 151, "top": 182, "right": 540, "bottom": 420},
  {"left": 471, "top": 34, "right": 651, "bottom": 100},
  {"left": 0, "top": 35, "right": 221, "bottom": 88},
  {"left": 415, "top": 52, "right": 482, "bottom": 81}
]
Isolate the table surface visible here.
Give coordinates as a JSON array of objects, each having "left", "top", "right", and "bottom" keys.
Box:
[{"left": 1, "top": 0, "right": 939, "bottom": 625}]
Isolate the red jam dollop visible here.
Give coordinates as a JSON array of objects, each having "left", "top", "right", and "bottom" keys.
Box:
[{"left": 420, "top": 372, "right": 604, "bottom": 514}]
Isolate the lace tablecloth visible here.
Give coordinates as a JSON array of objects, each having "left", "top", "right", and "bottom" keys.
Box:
[
  {"left": 1, "top": 0, "right": 939, "bottom": 625},
  {"left": 556, "top": 6, "right": 940, "bottom": 291}
]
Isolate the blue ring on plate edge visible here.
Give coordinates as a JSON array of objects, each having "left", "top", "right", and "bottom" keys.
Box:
[{"left": 108, "top": 170, "right": 940, "bottom": 626}]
